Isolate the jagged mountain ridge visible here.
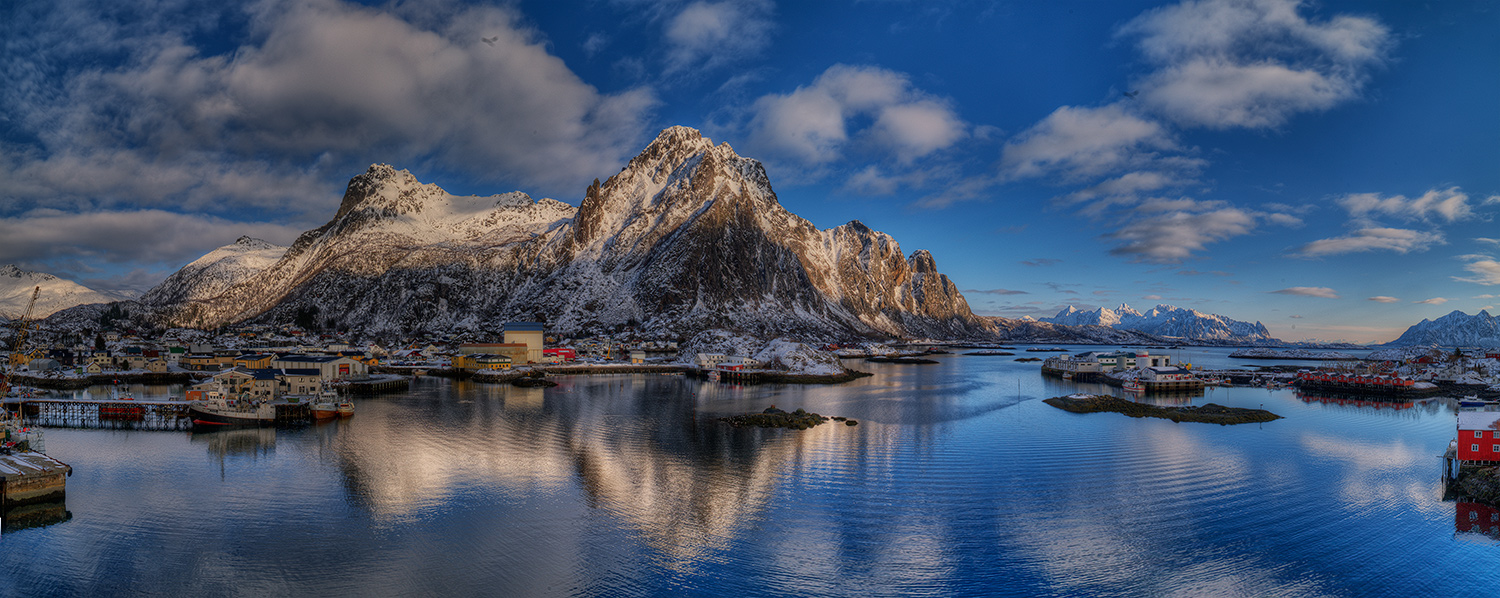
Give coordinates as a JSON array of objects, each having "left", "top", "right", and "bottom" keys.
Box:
[
  {"left": 1041, "top": 303, "right": 1272, "bottom": 342},
  {"left": 1386, "top": 310, "right": 1500, "bottom": 347},
  {"left": 0, "top": 265, "right": 120, "bottom": 319},
  {"left": 139, "top": 126, "right": 989, "bottom": 340}
]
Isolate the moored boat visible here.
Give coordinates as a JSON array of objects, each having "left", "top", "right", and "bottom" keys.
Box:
[
  {"left": 336, "top": 400, "right": 355, "bottom": 417},
  {"left": 187, "top": 388, "right": 276, "bottom": 427},
  {"left": 1123, "top": 379, "right": 1145, "bottom": 394},
  {"left": 311, "top": 391, "right": 339, "bottom": 420}
]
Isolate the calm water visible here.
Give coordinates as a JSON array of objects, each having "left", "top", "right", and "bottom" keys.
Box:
[{"left": 3, "top": 347, "right": 1495, "bottom": 597}]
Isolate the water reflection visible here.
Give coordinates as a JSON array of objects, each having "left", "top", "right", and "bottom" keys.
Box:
[
  {"left": 1, "top": 499, "right": 71, "bottom": 534},
  {"left": 1456, "top": 502, "right": 1500, "bottom": 541}
]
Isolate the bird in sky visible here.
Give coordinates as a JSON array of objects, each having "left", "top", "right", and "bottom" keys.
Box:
[
  {"left": 482, "top": 36, "right": 498, "bottom": 46},
  {"left": 1123, "top": 90, "right": 1139, "bottom": 99}
]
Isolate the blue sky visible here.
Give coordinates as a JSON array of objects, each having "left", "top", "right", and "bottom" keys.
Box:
[{"left": 1, "top": 0, "right": 1496, "bottom": 343}]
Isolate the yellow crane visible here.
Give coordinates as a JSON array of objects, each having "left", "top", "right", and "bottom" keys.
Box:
[{"left": 7, "top": 286, "right": 40, "bottom": 371}]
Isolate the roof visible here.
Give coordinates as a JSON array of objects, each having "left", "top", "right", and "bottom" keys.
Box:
[
  {"left": 504, "top": 322, "right": 546, "bottom": 332},
  {"left": 274, "top": 355, "right": 347, "bottom": 363},
  {"left": 1458, "top": 412, "right": 1500, "bottom": 430}
]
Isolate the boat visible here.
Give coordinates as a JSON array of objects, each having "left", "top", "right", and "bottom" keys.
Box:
[
  {"left": 707, "top": 370, "right": 721, "bottom": 381},
  {"left": 187, "top": 388, "right": 276, "bottom": 427},
  {"left": 1061, "top": 372, "right": 1074, "bottom": 381},
  {"left": 1123, "top": 379, "right": 1145, "bottom": 394},
  {"left": 1459, "top": 395, "right": 1489, "bottom": 407},
  {"left": 411, "top": 369, "right": 428, "bottom": 376},
  {"left": 337, "top": 399, "right": 354, "bottom": 417},
  {"left": 310, "top": 391, "right": 339, "bottom": 420}
]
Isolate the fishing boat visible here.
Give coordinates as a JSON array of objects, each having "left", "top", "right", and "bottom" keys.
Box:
[
  {"left": 707, "top": 370, "right": 721, "bottom": 381},
  {"left": 1123, "top": 379, "right": 1146, "bottom": 394},
  {"left": 336, "top": 399, "right": 355, "bottom": 417},
  {"left": 1459, "top": 395, "right": 1489, "bottom": 407},
  {"left": 187, "top": 388, "right": 276, "bottom": 427},
  {"left": 310, "top": 391, "right": 339, "bottom": 420}
]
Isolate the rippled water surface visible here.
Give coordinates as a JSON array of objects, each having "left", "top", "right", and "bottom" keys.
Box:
[{"left": 4, "top": 347, "right": 1496, "bottom": 597}]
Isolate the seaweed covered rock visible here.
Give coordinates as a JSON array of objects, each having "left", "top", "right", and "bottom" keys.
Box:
[
  {"left": 720, "top": 406, "right": 831, "bottom": 430},
  {"left": 1043, "top": 394, "right": 1281, "bottom": 425}
]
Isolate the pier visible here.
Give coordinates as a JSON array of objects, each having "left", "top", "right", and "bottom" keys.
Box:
[
  {"left": 0, "top": 451, "right": 72, "bottom": 510},
  {"left": 4, "top": 397, "right": 194, "bottom": 431}
]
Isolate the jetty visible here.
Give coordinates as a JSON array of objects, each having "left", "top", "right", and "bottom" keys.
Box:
[
  {"left": 4, "top": 397, "right": 194, "bottom": 430},
  {"left": 0, "top": 451, "right": 72, "bottom": 511}
]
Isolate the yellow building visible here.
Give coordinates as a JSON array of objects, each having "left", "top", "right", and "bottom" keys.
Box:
[
  {"left": 503, "top": 322, "right": 545, "bottom": 363},
  {"left": 453, "top": 354, "right": 512, "bottom": 371}
]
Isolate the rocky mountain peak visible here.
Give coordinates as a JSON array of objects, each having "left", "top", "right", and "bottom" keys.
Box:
[{"left": 908, "top": 250, "right": 938, "bottom": 273}]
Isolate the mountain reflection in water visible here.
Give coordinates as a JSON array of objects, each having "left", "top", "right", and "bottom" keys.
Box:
[{"left": 3, "top": 350, "right": 1500, "bottom": 596}]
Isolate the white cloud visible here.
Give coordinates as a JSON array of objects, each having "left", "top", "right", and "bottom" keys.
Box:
[
  {"left": 1056, "top": 171, "right": 1178, "bottom": 209},
  {"left": 1367, "top": 296, "right": 1399, "bottom": 303},
  {"left": 745, "top": 64, "right": 967, "bottom": 165},
  {"left": 1000, "top": 104, "right": 1176, "bottom": 181},
  {"left": 1455, "top": 259, "right": 1500, "bottom": 286},
  {"left": 1106, "top": 203, "right": 1256, "bottom": 263},
  {"left": 1293, "top": 227, "right": 1443, "bottom": 257},
  {"left": 1271, "top": 287, "right": 1340, "bottom": 299},
  {"left": 1117, "top": 0, "right": 1390, "bottom": 129},
  {"left": 0, "top": 209, "right": 304, "bottom": 268},
  {"left": 1477, "top": 238, "right": 1500, "bottom": 245},
  {"left": 1337, "top": 187, "right": 1476, "bottom": 223},
  {"left": 1413, "top": 297, "right": 1448, "bottom": 305},
  {"left": 5, "top": 0, "right": 658, "bottom": 202},
  {"left": 664, "top": 0, "right": 774, "bottom": 74}
]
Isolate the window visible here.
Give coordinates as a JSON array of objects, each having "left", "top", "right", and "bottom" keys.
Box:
[
  {"left": 1474, "top": 444, "right": 1481, "bottom": 453},
  {"left": 1493, "top": 431, "right": 1499, "bottom": 439},
  {"left": 1478, "top": 431, "right": 1485, "bottom": 438},
  {"left": 1493, "top": 444, "right": 1498, "bottom": 453}
]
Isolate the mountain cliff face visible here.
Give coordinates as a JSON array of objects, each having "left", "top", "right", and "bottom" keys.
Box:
[
  {"left": 1386, "top": 310, "right": 1500, "bottom": 347},
  {"left": 140, "top": 237, "right": 288, "bottom": 308},
  {"left": 0, "top": 265, "right": 120, "bottom": 319},
  {"left": 1041, "top": 303, "right": 1271, "bottom": 342},
  {"left": 141, "top": 126, "right": 989, "bottom": 340}
]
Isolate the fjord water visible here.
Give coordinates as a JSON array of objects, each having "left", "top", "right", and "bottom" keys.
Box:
[{"left": 4, "top": 347, "right": 1496, "bottom": 597}]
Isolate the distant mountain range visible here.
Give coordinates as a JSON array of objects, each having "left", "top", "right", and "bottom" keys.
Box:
[
  {"left": 0, "top": 265, "right": 122, "bottom": 320},
  {"left": 1039, "top": 303, "right": 1274, "bottom": 344},
  {"left": 1385, "top": 310, "right": 1500, "bottom": 347}
]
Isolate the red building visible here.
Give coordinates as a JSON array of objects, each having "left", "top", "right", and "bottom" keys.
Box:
[
  {"left": 543, "top": 348, "right": 576, "bottom": 361},
  {"left": 1457, "top": 412, "right": 1500, "bottom": 462}
]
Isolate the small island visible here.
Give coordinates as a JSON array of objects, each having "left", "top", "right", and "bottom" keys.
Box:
[
  {"left": 865, "top": 355, "right": 939, "bottom": 364},
  {"left": 719, "top": 406, "right": 856, "bottom": 429},
  {"left": 1043, "top": 394, "right": 1282, "bottom": 425}
]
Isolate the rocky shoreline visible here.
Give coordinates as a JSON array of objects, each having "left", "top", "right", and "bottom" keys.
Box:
[{"left": 1044, "top": 394, "right": 1282, "bottom": 425}]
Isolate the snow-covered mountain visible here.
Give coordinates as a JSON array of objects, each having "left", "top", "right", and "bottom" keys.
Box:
[
  {"left": 0, "top": 265, "right": 119, "bottom": 319},
  {"left": 1040, "top": 303, "right": 1272, "bottom": 342},
  {"left": 1386, "top": 310, "right": 1500, "bottom": 347},
  {"left": 141, "top": 237, "right": 288, "bottom": 307},
  {"left": 136, "top": 126, "right": 988, "bottom": 340}
]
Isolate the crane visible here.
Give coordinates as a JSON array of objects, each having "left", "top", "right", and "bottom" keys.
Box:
[{"left": 7, "top": 286, "right": 40, "bottom": 371}]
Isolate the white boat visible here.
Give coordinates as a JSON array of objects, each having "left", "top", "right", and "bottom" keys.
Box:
[
  {"left": 1122, "top": 379, "right": 1145, "bottom": 394},
  {"left": 311, "top": 391, "right": 339, "bottom": 420}
]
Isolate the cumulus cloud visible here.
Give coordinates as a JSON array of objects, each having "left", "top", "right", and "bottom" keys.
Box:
[
  {"left": 1367, "top": 296, "right": 1399, "bottom": 303},
  {"left": 1116, "top": 0, "right": 1390, "bottom": 129},
  {"left": 1000, "top": 104, "right": 1176, "bottom": 181},
  {"left": 663, "top": 0, "right": 774, "bottom": 74},
  {"left": 1106, "top": 202, "right": 1256, "bottom": 263},
  {"left": 745, "top": 64, "right": 967, "bottom": 166},
  {"left": 1271, "top": 287, "right": 1340, "bottom": 299},
  {"left": 1455, "top": 259, "right": 1500, "bottom": 286},
  {"left": 1293, "top": 227, "right": 1443, "bottom": 258},
  {"left": 5, "top": 0, "right": 658, "bottom": 202},
  {"left": 1337, "top": 187, "right": 1476, "bottom": 223},
  {"left": 1413, "top": 297, "right": 1448, "bottom": 305}
]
